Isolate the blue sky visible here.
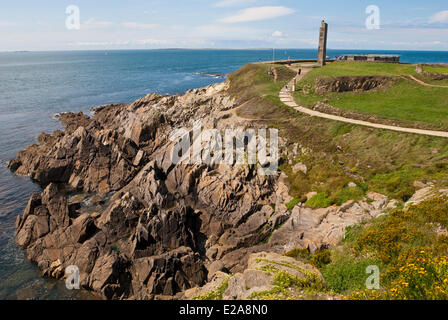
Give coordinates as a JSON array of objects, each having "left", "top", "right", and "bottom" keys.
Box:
[{"left": 0, "top": 0, "right": 447, "bottom": 51}]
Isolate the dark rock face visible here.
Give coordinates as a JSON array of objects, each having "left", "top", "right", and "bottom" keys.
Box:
[
  {"left": 314, "top": 76, "right": 395, "bottom": 94},
  {"left": 10, "top": 83, "right": 293, "bottom": 299},
  {"left": 10, "top": 81, "right": 397, "bottom": 299}
]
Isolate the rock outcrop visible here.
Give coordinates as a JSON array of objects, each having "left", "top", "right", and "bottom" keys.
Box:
[
  {"left": 10, "top": 81, "right": 397, "bottom": 300},
  {"left": 314, "top": 76, "right": 395, "bottom": 94},
  {"left": 184, "top": 252, "right": 328, "bottom": 300}
]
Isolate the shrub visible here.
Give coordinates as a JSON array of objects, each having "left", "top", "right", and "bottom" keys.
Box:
[
  {"left": 285, "top": 198, "right": 300, "bottom": 211},
  {"left": 192, "top": 277, "right": 230, "bottom": 300},
  {"left": 306, "top": 192, "right": 333, "bottom": 209},
  {"left": 322, "top": 257, "right": 381, "bottom": 294},
  {"left": 285, "top": 248, "right": 311, "bottom": 261},
  {"left": 347, "top": 248, "right": 448, "bottom": 300},
  {"left": 332, "top": 186, "right": 365, "bottom": 206},
  {"left": 311, "top": 249, "right": 332, "bottom": 268},
  {"left": 342, "top": 196, "right": 448, "bottom": 300}
]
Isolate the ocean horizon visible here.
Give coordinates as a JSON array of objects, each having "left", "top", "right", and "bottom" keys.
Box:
[{"left": 2, "top": 48, "right": 448, "bottom": 52}]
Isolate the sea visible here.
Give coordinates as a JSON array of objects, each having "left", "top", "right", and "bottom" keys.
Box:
[{"left": 1, "top": 49, "right": 447, "bottom": 300}]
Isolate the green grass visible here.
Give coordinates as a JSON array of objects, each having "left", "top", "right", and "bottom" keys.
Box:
[
  {"left": 327, "top": 81, "right": 448, "bottom": 126},
  {"left": 284, "top": 196, "right": 448, "bottom": 299},
  {"left": 321, "top": 254, "right": 382, "bottom": 294},
  {"left": 420, "top": 77, "right": 448, "bottom": 86},
  {"left": 305, "top": 193, "right": 333, "bottom": 209},
  {"left": 341, "top": 196, "right": 448, "bottom": 299},
  {"left": 228, "top": 63, "right": 296, "bottom": 120},
  {"left": 423, "top": 65, "right": 448, "bottom": 74},
  {"left": 248, "top": 260, "right": 326, "bottom": 300},
  {"left": 303, "top": 187, "right": 366, "bottom": 209},
  {"left": 293, "top": 62, "right": 448, "bottom": 128},
  {"left": 299, "top": 61, "right": 416, "bottom": 85},
  {"left": 226, "top": 62, "right": 448, "bottom": 299},
  {"left": 227, "top": 62, "right": 448, "bottom": 208},
  {"left": 191, "top": 277, "right": 230, "bottom": 300},
  {"left": 308, "top": 195, "right": 448, "bottom": 297},
  {"left": 428, "top": 78, "right": 448, "bottom": 86},
  {"left": 332, "top": 186, "right": 366, "bottom": 205},
  {"left": 285, "top": 198, "right": 300, "bottom": 211},
  {"left": 417, "top": 67, "right": 448, "bottom": 86}
]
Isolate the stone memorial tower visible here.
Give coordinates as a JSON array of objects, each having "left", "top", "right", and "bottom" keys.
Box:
[{"left": 317, "top": 20, "right": 328, "bottom": 66}]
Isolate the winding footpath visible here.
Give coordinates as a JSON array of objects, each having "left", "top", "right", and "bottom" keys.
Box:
[
  {"left": 408, "top": 75, "right": 448, "bottom": 88},
  {"left": 280, "top": 68, "right": 448, "bottom": 138}
]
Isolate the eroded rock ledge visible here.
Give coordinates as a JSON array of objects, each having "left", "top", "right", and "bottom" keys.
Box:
[
  {"left": 314, "top": 76, "right": 396, "bottom": 94},
  {"left": 9, "top": 82, "right": 397, "bottom": 300}
]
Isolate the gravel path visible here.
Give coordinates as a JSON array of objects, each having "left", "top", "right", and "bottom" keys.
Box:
[
  {"left": 280, "top": 68, "right": 448, "bottom": 138},
  {"left": 408, "top": 75, "right": 448, "bottom": 88}
]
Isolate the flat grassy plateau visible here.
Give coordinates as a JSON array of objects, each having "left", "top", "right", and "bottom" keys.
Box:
[
  {"left": 226, "top": 62, "right": 448, "bottom": 300},
  {"left": 293, "top": 62, "right": 448, "bottom": 130}
]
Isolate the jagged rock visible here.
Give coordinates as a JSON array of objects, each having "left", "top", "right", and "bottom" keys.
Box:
[
  {"left": 131, "top": 247, "right": 207, "bottom": 299},
  {"left": 306, "top": 192, "right": 318, "bottom": 201},
  {"left": 405, "top": 187, "right": 448, "bottom": 207},
  {"left": 187, "top": 252, "right": 327, "bottom": 300},
  {"left": 207, "top": 260, "right": 226, "bottom": 281},
  {"left": 9, "top": 78, "right": 402, "bottom": 301},
  {"left": 183, "top": 271, "right": 230, "bottom": 300},
  {"left": 11, "top": 83, "right": 262, "bottom": 300},
  {"left": 292, "top": 162, "right": 308, "bottom": 175},
  {"left": 270, "top": 194, "right": 397, "bottom": 253}
]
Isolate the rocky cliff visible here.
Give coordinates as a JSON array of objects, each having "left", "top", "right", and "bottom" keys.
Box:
[
  {"left": 314, "top": 76, "right": 396, "bottom": 94},
  {"left": 9, "top": 80, "right": 396, "bottom": 300}
]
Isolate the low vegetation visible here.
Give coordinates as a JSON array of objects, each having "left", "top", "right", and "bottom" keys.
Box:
[
  {"left": 192, "top": 277, "right": 230, "bottom": 300},
  {"left": 422, "top": 65, "right": 448, "bottom": 74},
  {"left": 248, "top": 259, "right": 326, "bottom": 300},
  {"left": 293, "top": 62, "right": 448, "bottom": 130},
  {"left": 227, "top": 62, "right": 448, "bottom": 209},
  {"left": 188, "top": 61, "right": 448, "bottom": 301},
  {"left": 298, "top": 61, "right": 416, "bottom": 82},
  {"left": 283, "top": 196, "right": 448, "bottom": 299},
  {"left": 343, "top": 196, "right": 448, "bottom": 299},
  {"left": 417, "top": 65, "right": 448, "bottom": 86}
]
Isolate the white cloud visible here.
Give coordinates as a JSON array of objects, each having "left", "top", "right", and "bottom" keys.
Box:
[
  {"left": 272, "top": 30, "right": 283, "bottom": 37},
  {"left": 194, "top": 24, "right": 262, "bottom": 41},
  {"left": 135, "top": 39, "right": 169, "bottom": 45},
  {"left": 121, "top": 22, "right": 158, "bottom": 29},
  {"left": 69, "top": 39, "right": 169, "bottom": 47},
  {"left": 220, "top": 6, "right": 294, "bottom": 23},
  {"left": 215, "top": 0, "right": 256, "bottom": 7},
  {"left": 81, "top": 18, "right": 113, "bottom": 30},
  {"left": 429, "top": 10, "right": 448, "bottom": 23},
  {"left": 0, "top": 21, "right": 19, "bottom": 27},
  {"left": 69, "top": 41, "right": 131, "bottom": 46}
]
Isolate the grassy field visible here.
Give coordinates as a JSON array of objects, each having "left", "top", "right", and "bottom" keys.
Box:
[
  {"left": 228, "top": 63, "right": 296, "bottom": 120},
  {"left": 322, "top": 195, "right": 448, "bottom": 299},
  {"left": 423, "top": 65, "right": 448, "bottom": 74},
  {"left": 428, "top": 79, "right": 448, "bottom": 86},
  {"left": 228, "top": 63, "right": 448, "bottom": 205},
  {"left": 298, "top": 61, "right": 416, "bottom": 83},
  {"left": 227, "top": 63, "right": 448, "bottom": 299},
  {"left": 320, "top": 80, "right": 448, "bottom": 126},
  {"left": 293, "top": 61, "right": 448, "bottom": 129},
  {"left": 418, "top": 65, "right": 448, "bottom": 86}
]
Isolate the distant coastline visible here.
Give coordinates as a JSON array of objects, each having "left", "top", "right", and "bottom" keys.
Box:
[{"left": 2, "top": 48, "right": 448, "bottom": 54}]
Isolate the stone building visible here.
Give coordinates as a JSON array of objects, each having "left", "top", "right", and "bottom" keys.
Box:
[{"left": 342, "top": 55, "right": 400, "bottom": 63}]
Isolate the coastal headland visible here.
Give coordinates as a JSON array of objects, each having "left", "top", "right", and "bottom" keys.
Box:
[{"left": 8, "top": 60, "right": 448, "bottom": 300}]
